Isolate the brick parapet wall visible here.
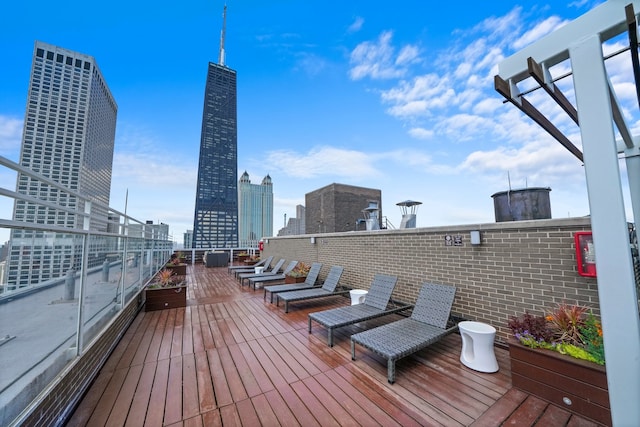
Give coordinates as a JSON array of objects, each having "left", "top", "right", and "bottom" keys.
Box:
[{"left": 262, "top": 217, "right": 598, "bottom": 343}]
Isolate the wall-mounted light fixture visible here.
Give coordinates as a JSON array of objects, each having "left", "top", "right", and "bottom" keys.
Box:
[
  {"left": 470, "top": 230, "right": 481, "bottom": 245},
  {"left": 310, "top": 237, "right": 316, "bottom": 244}
]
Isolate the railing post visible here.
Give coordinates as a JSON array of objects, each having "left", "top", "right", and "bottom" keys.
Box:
[
  {"left": 65, "top": 269, "right": 75, "bottom": 300},
  {"left": 102, "top": 260, "right": 110, "bottom": 282}
]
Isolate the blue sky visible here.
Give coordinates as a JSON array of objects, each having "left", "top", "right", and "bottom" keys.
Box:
[{"left": 1, "top": 0, "right": 636, "bottom": 243}]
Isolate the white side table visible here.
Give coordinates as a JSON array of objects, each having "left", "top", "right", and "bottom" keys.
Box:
[{"left": 458, "top": 321, "right": 499, "bottom": 373}]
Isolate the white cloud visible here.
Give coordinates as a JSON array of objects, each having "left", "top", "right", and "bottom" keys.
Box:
[
  {"left": 266, "top": 146, "right": 380, "bottom": 179},
  {"left": 0, "top": 115, "right": 23, "bottom": 156},
  {"left": 347, "top": 16, "right": 364, "bottom": 33},
  {"left": 408, "top": 127, "right": 434, "bottom": 140},
  {"left": 348, "top": 31, "right": 419, "bottom": 80},
  {"left": 512, "top": 16, "right": 567, "bottom": 50}
]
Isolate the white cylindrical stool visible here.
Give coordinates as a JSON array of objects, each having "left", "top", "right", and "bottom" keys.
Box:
[
  {"left": 254, "top": 266, "right": 264, "bottom": 274},
  {"left": 458, "top": 321, "right": 499, "bottom": 373},
  {"left": 349, "top": 289, "right": 368, "bottom": 305}
]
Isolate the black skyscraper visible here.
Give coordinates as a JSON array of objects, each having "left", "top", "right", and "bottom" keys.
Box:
[{"left": 192, "top": 62, "right": 238, "bottom": 248}]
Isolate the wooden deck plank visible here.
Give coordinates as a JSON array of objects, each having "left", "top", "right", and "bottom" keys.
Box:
[
  {"left": 503, "top": 395, "right": 550, "bottom": 425},
  {"left": 157, "top": 309, "right": 176, "bottom": 360},
  {"left": 105, "top": 364, "right": 143, "bottom": 426},
  {"left": 206, "top": 348, "right": 234, "bottom": 407},
  {"left": 235, "top": 398, "right": 261, "bottom": 426},
  {"left": 299, "top": 376, "right": 358, "bottom": 426},
  {"left": 143, "top": 358, "right": 169, "bottom": 427},
  {"left": 144, "top": 310, "right": 168, "bottom": 363},
  {"left": 182, "top": 353, "right": 200, "bottom": 419},
  {"left": 164, "top": 356, "right": 183, "bottom": 425},
  {"left": 255, "top": 336, "right": 303, "bottom": 383},
  {"left": 226, "top": 343, "right": 264, "bottom": 397},
  {"left": 314, "top": 371, "right": 398, "bottom": 427},
  {"left": 261, "top": 388, "right": 301, "bottom": 426},
  {"left": 85, "top": 367, "right": 129, "bottom": 426},
  {"left": 194, "top": 351, "right": 217, "bottom": 413},
  {"left": 249, "top": 393, "right": 281, "bottom": 426},
  {"left": 276, "top": 383, "right": 322, "bottom": 427},
  {"left": 182, "top": 306, "right": 194, "bottom": 355},
  {"left": 218, "top": 404, "right": 242, "bottom": 427},
  {"left": 289, "top": 379, "right": 342, "bottom": 427},
  {"left": 470, "top": 387, "right": 529, "bottom": 427},
  {"left": 124, "top": 361, "right": 157, "bottom": 427},
  {"left": 68, "top": 264, "right": 605, "bottom": 427},
  {"left": 236, "top": 341, "right": 276, "bottom": 394},
  {"left": 332, "top": 364, "right": 447, "bottom": 426},
  {"left": 217, "top": 345, "right": 249, "bottom": 402}
]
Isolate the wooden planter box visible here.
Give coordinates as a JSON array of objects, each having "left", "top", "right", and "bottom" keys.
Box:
[
  {"left": 237, "top": 255, "right": 250, "bottom": 263},
  {"left": 164, "top": 263, "right": 187, "bottom": 276},
  {"left": 244, "top": 259, "right": 259, "bottom": 265},
  {"left": 285, "top": 275, "right": 306, "bottom": 284},
  {"left": 508, "top": 339, "right": 610, "bottom": 426},
  {"left": 145, "top": 285, "right": 187, "bottom": 312}
]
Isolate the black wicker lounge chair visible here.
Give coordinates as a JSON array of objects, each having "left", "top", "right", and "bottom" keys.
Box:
[
  {"left": 275, "top": 266, "right": 345, "bottom": 313},
  {"left": 228, "top": 255, "right": 273, "bottom": 276},
  {"left": 263, "top": 262, "right": 323, "bottom": 302},
  {"left": 350, "top": 283, "right": 457, "bottom": 383},
  {"left": 245, "top": 260, "right": 298, "bottom": 290},
  {"left": 307, "top": 274, "right": 412, "bottom": 347},
  {"left": 237, "top": 258, "right": 285, "bottom": 285}
]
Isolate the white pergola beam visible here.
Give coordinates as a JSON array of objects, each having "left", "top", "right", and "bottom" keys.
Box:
[{"left": 499, "top": 0, "right": 640, "bottom": 83}]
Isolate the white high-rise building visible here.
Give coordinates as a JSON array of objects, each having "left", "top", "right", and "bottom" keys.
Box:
[
  {"left": 7, "top": 41, "right": 117, "bottom": 289},
  {"left": 238, "top": 171, "right": 273, "bottom": 247}
]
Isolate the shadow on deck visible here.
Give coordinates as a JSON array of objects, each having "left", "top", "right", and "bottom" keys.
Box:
[{"left": 67, "top": 264, "right": 599, "bottom": 426}]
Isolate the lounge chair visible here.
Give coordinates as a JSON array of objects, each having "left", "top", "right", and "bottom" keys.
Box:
[
  {"left": 263, "top": 262, "right": 323, "bottom": 302},
  {"left": 307, "top": 274, "right": 412, "bottom": 347},
  {"left": 237, "top": 258, "right": 285, "bottom": 286},
  {"left": 228, "top": 255, "right": 273, "bottom": 276},
  {"left": 246, "top": 260, "right": 298, "bottom": 290},
  {"left": 350, "top": 283, "right": 457, "bottom": 383},
  {"left": 276, "top": 266, "right": 345, "bottom": 313}
]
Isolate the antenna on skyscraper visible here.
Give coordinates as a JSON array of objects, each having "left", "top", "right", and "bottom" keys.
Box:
[{"left": 218, "top": 4, "right": 227, "bottom": 65}]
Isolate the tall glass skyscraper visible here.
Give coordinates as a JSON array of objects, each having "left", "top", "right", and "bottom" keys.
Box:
[
  {"left": 192, "top": 8, "right": 238, "bottom": 249},
  {"left": 8, "top": 41, "right": 117, "bottom": 289},
  {"left": 238, "top": 172, "right": 273, "bottom": 247},
  {"left": 192, "top": 62, "right": 238, "bottom": 248}
]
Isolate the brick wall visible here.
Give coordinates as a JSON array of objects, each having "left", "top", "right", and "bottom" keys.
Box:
[{"left": 262, "top": 217, "right": 598, "bottom": 343}]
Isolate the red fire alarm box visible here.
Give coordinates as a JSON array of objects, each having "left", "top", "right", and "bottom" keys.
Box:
[{"left": 575, "top": 231, "right": 596, "bottom": 277}]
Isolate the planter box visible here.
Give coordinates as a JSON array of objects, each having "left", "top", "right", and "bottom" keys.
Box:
[
  {"left": 285, "top": 275, "right": 306, "bottom": 284},
  {"left": 145, "top": 285, "right": 187, "bottom": 312},
  {"left": 508, "top": 339, "right": 610, "bottom": 426},
  {"left": 237, "top": 255, "right": 250, "bottom": 263},
  {"left": 164, "top": 263, "right": 187, "bottom": 276}
]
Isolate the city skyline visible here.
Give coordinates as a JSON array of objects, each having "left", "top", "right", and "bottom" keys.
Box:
[{"left": 1, "top": 1, "right": 638, "bottom": 243}]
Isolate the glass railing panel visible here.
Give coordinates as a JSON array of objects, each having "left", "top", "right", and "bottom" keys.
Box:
[{"left": 0, "top": 229, "right": 82, "bottom": 422}]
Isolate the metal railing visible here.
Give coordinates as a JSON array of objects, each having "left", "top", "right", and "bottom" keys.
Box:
[{"left": 0, "top": 155, "right": 173, "bottom": 425}]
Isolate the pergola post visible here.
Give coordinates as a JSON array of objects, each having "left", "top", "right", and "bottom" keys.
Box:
[{"left": 569, "top": 34, "right": 640, "bottom": 425}]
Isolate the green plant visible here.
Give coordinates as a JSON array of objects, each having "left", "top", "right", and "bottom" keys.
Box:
[
  {"left": 508, "top": 303, "right": 605, "bottom": 365},
  {"left": 148, "top": 268, "right": 183, "bottom": 289},
  {"left": 287, "top": 262, "right": 310, "bottom": 278},
  {"left": 546, "top": 302, "right": 589, "bottom": 345}
]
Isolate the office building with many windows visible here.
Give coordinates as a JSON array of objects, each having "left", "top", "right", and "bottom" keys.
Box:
[
  {"left": 192, "top": 8, "right": 239, "bottom": 249},
  {"left": 238, "top": 171, "right": 273, "bottom": 247},
  {"left": 7, "top": 41, "right": 117, "bottom": 289}
]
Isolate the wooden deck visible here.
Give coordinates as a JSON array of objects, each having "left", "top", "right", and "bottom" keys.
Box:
[{"left": 67, "top": 264, "right": 600, "bottom": 426}]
